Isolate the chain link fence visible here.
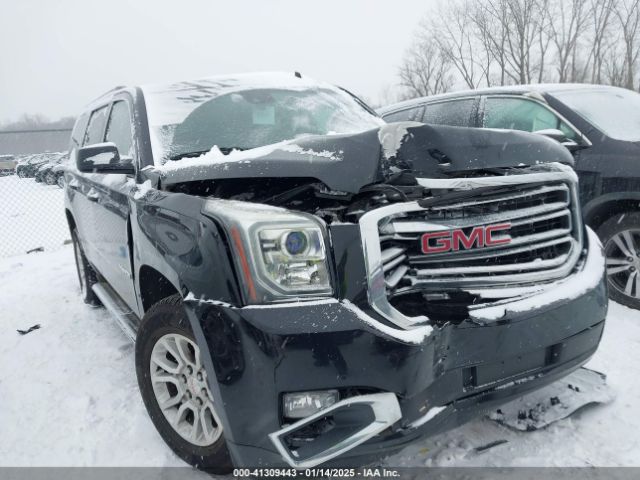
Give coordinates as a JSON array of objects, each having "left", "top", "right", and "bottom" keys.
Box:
[
  {"left": 0, "top": 171, "right": 70, "bottom": 258},
  {"left": 1, "top": 128, "right": 73, "bottom": 257}
]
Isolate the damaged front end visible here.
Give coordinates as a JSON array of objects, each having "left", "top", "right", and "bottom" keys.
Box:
[{"left": 167, "top": 123, "right": 607, "bottom": 468}]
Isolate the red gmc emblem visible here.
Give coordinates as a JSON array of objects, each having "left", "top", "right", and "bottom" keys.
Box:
[{"left": 421, "top": 223, "right": 512, "bottom": 254}]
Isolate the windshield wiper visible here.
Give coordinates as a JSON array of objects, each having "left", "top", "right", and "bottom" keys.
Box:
[{"left": 169, "top": 147, "right": 246, "bottom": 161}]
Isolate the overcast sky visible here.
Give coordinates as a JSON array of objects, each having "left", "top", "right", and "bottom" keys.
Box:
[{"left": 0, "top": 0, "right": 437, "bottom": 124}]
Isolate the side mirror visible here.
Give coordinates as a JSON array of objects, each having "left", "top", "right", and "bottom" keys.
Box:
[
  {"left": 533, "top": 128, "right": 589, "bottom": 153},
  {"left": 534, "top": 128, "right": 567, "bottom": 142},
  {"left": 76, "top": 143, "right": 135, "bottom": 174}
]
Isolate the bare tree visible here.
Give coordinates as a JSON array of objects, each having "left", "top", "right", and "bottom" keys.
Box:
[
  {"left": 614, "top": 0, "right": 640, "bottom": 89},
  {"left": 432, "top": 1, "right": 490, "bottom": 89},
  {"left": 0, "top": 114, "right": 75, "bottom": 131},
  {"left": 398, "top": 30, "right": 455, "bottom": 97},
  {"left": 547, "top": 0, "right": 589, "bottom": 82},
  {"left": 500, "top": 0, "right": 552, "bottom": 83},
  {"left": 468, "top": 0, "right": 551, "bottom": 85},
  {"left": 587, "top": 0, "right": 615, "bottom": 83},
  {"left": 470, "top": 0, "right": 509, "bottom": 85},
  {"left": 397, "top": 0, "right": 639, "bottom": 95}
]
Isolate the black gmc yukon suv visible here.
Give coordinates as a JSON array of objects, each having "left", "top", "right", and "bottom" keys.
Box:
[{"left": 64, "top": 73, "right": 607, "bottom": 471}]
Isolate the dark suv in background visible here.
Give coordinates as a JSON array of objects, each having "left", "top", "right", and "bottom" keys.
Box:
[{"left": 379, "top": 84, "right": 640, "bottom": 309}]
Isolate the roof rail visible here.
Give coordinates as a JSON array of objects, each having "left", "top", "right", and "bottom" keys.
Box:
[{"left": 93, "top": 85, "right": 127, "bottom": 102}]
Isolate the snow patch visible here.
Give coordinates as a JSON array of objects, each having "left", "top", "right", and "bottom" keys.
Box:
[
  {"left": 184, "top": 292, "right": 232, "bottom": 308},
  {"left": 470, "top": 228, "right": 605, "bottom": 321},
  {"left": 378, "top": 121, "right": 422, "bottom": 160},
  {"left": 157, "top": 139, "right": 342, "bottom": 174},
  {"left": 242, "top": 298, "right": 339, "bottom": 309},
  {"left": 340, "top": 299, "right": 432, "bottom": 344},
  {"left": 1, "top": 247, "right": 640, "bottom": 467},
  {"left": 408, "top": 406, "right": 447, "bottom": 429},
  {"left": 279, "top": 144, "right": 343, "bottom": 161},
  {"left": 132, "top": 180, "right": 153, "bottom": 200}
]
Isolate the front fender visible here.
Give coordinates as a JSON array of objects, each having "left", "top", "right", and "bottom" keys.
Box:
[{"left": 133, "top": 191, "right": 243, "bottom": 310}]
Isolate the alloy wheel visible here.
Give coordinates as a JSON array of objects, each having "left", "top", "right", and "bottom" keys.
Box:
[
  {"left": 605, "top": 229, "right": 640, "bottom": 300},
  {"left": 150, "top": 333, "right": 222, "bottom": 447}
]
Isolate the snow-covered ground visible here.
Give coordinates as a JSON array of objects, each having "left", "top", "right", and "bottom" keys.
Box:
[
  {"left": 1, "top": 245, "right": 639, "bottom": 468},
  {"left": 0, "top": 175, "right": 69, "bottom": 257}
]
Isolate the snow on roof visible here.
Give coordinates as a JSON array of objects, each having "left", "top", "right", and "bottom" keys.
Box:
[
  {"left": 377, "top": 83, "right": 621, "bottom": 115},
  {"left": 141, "top": 71, "right": 335, "bottom": 99},
  {"left": 141, "top": 71, "right": 344, "bottom": 132}
]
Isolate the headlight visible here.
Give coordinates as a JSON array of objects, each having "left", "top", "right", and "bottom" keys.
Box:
[
  {"left": 203, "top": 199, "right": 332, "bottom": 303},
  {"left": 258, "top": 227, "right": 330, "bottom": 291}
]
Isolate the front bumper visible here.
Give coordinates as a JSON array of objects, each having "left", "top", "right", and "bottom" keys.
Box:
[{"left": 185, "top": 228, "right": 607, "bottom": 468}]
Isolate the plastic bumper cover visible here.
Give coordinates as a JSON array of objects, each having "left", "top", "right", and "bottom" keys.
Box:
[{"left": 184, "top": 228, "right": 607, "bottom": 468}]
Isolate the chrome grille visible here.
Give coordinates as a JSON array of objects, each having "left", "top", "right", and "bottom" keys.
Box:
[{"left": 379, "top": 182, "right": 581, "bottom": 295}]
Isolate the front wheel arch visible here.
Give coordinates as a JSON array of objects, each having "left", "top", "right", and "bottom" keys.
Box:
[
  {"left": 135, "top": 294, "right": 233, "bottom": 472},
  {"left": 583, "top": 194, "right": 640, "bottom": 231}
]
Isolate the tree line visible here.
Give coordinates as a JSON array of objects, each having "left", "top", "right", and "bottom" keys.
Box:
[
  {"left": 397, "top": 0, "right": 640, "bottom": 100},
  {"left": 0, "top": 114, "right": 75, "bottom": 132}
]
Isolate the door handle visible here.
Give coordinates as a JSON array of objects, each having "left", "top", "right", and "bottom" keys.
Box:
[{"left": 87, "top": 188, "right": 101, "bottom": 202}]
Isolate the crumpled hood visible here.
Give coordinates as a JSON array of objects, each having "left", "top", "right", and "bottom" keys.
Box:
[{"left": 156, "top": 122, "right": 575, "bottom": 193}]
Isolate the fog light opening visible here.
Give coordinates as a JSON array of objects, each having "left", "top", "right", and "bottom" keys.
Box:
[{"left": 283, "top": 389, "right": 339, "bottom": 419}]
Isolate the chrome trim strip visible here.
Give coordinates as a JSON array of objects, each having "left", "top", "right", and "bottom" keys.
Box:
[
  {"left": 359, "top": 165, "right": 583, "bottom": 330},
  {"left": 360, "top": 200, "right": 430, "bottom": 328},
  {"left": 425, "top": 183, "right": 569, "bottom": 211},
  {"left": 387, "top": 202, "right": 570, "bottom": 233},
  {"left": 413, "top": 251, "right": 570, "bottom": 277},
  {"left": 268, "top": 392, "right": 402, "bottom": 469},
  {"left": 415, "top": 164, "right": 578, "bottom": 190}
]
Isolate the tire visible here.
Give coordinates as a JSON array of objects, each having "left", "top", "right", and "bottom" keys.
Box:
[
  {"left": 71, "top": 229, "right": 101, "bottom": 306},
  {"left": 56, "top": 174, "right": 65, "bottom": 188},
  {"left": 135, "top": 295, "right": 232, "bottom": 473},
  {"left": 598, "top": 212, "right": 640, "bottom": 309},
  {"left": 17, "top": 169, "right": 26, "bottom": 178},
  {"left": 45, "top": 172, "right": 55, "bottom": 185}
]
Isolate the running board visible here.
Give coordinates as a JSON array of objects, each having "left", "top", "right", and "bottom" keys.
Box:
[{"left": 92, "top": 283, "right": 138, "bottom": 342}]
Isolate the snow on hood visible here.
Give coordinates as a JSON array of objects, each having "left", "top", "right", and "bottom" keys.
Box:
[
  {"left": 159, "top": 138, "right": 343, "bottom": 174},
  {"left": 146, "top": 123, "right": 575, "bottom": 193}
]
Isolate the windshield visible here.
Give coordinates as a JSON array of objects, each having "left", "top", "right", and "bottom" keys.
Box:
[
  {"left": 142, "top": 76, "right": 382, "bottom": 164},
  {"left": 553, "top": 87, "right": 640, "bottom": 141}
]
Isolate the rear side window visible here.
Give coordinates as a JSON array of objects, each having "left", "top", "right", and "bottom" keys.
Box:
[
  {"left": 422, "top": 99, "right": 475, "bottom": 127},
  {"left": 69, "top": 112, "right": 90, "bottom": 150},
  {"left": 484, "top": 97, "right": 577, "bottom": 140},
  {"left": 383, "top": 105, "right": 425, "bottom": 123},
  {"left": 105, "top": 101, "right": 134, "bottom": 160},
  {"left": 83, "top": 106, "right": 110, "bottom": 146}
]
